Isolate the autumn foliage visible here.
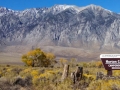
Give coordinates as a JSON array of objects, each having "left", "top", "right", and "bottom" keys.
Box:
[{"left": 22, "top": 48, "right": 55, "bottom": 67}]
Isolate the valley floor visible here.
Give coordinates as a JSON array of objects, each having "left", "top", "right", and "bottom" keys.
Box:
[{"left": 0, "top": 53, "right": 23, "bottom": 65}]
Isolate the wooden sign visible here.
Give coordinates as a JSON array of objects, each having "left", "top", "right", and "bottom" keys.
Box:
[{"left": 100, "top": 54, "right": 120, "bottom": 70}]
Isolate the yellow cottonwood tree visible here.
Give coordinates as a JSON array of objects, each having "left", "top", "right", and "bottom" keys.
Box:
[
  {"left": 22, "top": 48, "right": 55, "bottom": 67},
  {"left": 44, "top": 53, "right": 56, "bottom": 66}
]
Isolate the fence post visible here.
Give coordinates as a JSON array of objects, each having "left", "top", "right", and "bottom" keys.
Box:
[
  {"left": 71, "top": 67, "right": 83, "bottom": 84},
  {"left": 61, "top": 64, "right": 69, "bottom": 81},
  {"left": 75, "top": 67, "right": 83, "bottom": 81}
]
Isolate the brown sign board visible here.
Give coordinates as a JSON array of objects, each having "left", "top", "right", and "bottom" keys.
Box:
[{"left": 100, "top": 54, "right": 120, "bottom": 70}]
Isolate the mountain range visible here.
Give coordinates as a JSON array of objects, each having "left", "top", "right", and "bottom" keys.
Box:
[{"left": 0, "top": 4, "right": 120, "bottom": 60}]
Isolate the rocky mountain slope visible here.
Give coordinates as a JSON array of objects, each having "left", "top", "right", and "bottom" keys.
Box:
[{"left": 0, "top": 4, "right": 120, "bottom": 54}]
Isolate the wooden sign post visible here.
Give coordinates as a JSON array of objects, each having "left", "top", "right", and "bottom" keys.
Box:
[
  {"left": 100, "top": 54, "right": 120, "bottom": 76},
  {"left": 107, "top": 70, "right": 112, "bottom": 76}
]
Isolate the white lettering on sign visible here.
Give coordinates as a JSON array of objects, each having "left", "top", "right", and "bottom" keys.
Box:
[
  {"left": 112, "top": 67, "right": 120, "bottom": 69},
  {"left": 105, "top": 60, "right": 120, "bottom": 64},
  {"left": 105, "top": 60, "right": 117, "bottom": 64},
  {"left": 108, "top": 64, "right": 120, "bottom": 67},
  {"left": 105, "top": 60, "right": 120, "bottom": 69},
  {"left": 100, "top": 54, "right": 120, "bottom": 58}
]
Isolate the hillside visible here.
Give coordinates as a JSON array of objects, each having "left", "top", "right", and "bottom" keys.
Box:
[{"left": 0, "top": 4, "right": 120, "bottom": 61}]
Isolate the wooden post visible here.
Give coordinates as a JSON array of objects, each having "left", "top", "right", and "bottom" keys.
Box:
[
  {"left": 61, "top": 64, "right": 69, "bottom": 81},
  {"left": 107, "top": 70, "right": 112, "bottom": 76},
  {"left": 75, "top": 67, "right": 83, "bottom": 81},
  {"left": 71, "top": 67, "right": 83, "bottom": 84},
  {"left": 71, "top": 72, "right": 76, "bottom": 84}
]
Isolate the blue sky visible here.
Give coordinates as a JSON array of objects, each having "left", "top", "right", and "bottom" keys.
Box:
[{"left": 0, "top": 0, "right": 120, "bottom": 13}]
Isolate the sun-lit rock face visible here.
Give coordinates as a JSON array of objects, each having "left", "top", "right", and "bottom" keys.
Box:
[{"left": 0, "top": 4, "right": 120, "bottom": 52}]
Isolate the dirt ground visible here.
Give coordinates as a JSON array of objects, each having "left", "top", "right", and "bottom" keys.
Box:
[{"left": 0, "top": 53, "right": 23, "bottom": 65}]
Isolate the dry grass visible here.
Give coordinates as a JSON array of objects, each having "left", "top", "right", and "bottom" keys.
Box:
[{"left": 0, "top": 60, "right": 120, "bottom": 90}]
